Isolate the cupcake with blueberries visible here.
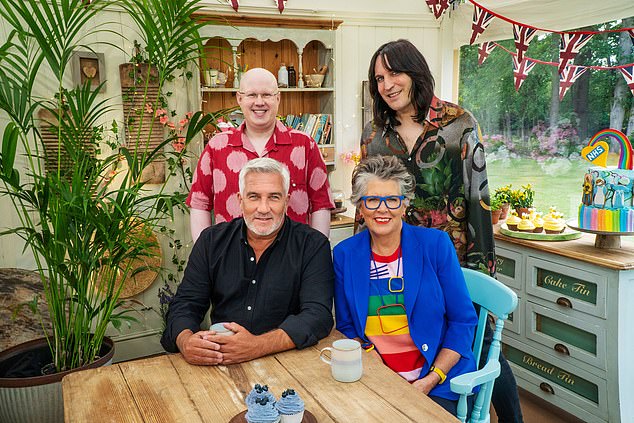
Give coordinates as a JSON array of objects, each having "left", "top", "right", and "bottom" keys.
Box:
[
  {"left": 275, "top": 389, "right": 305, "bottom": 423},
  {"left": 245, "top": 397, "right": 280, "bottom": 423},
  {"left": 246, "top": 384, "right": 276, "bottom": 408}
]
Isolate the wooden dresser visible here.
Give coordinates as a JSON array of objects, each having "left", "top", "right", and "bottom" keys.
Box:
[{"left": 493, "top": 226, "right": 634, "bottom": 422}]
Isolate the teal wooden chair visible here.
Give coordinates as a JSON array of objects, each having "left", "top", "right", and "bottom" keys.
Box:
[{"left": 450, "top": 268, "right": 518, "bottom": 423}]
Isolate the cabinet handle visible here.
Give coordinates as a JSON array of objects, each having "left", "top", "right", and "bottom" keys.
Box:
[
  {"left": 539, "top": 382, "right": 555, "bottom": 395},
  {"left": 554, "top": 343, "right": 570, "bottom": 356},
  {"left": 556, "top": 297, "right": 573, "bottom": 308},
  {"left": 321, "top": 150, "right": 329, "bottom": 158}
]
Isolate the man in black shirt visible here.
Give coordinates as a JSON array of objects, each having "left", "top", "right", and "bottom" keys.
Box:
[{"left": 161, "top": 158, "right": 334, "bottom": 365}]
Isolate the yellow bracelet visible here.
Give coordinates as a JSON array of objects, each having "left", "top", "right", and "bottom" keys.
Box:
[{"left": 429, "top": 365, "right": 447, "bottom": 384}]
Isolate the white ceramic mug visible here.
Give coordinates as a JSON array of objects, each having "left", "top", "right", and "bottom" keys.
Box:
[
  {"left": 319, "top": 339, "right": 363, "bottom": 382},
  {"left": 210, "top": 322, "right": 234, "bottom": 336}
]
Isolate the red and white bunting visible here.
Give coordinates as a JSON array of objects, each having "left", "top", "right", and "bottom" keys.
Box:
[
  {"left": 228, "top": 0, "right": 239, "bottom": 11},
  {"left": 513, "top": 24, "right": 537, "bottom": 63},
  {"left": 425, "top": 0, "right": 450, "bottom": 19},
  {"left": 558, "top": 32, "right": 593, "bottom": 74},
  {"left": 274, "top": 0, "right": 286, "bottom": 13},
  {"left": 512, "top": 56, "right": 536, "bottom": 91},
  {"left": 470, "top": 5, "right": 495, "bottom": 45},
  {"left": 478, "top": 42, "right": 496, "bottom": 65},
  {"left": 619, "top": 65, "right": 634, "bottom": 97},
  {"left": 559, "top": 65, "right": 588, "bottom": 100}
]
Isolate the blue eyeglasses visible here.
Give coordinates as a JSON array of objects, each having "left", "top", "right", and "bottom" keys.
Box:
[{"left": 360, "top": 195, "right": 405, "bottom": 210}]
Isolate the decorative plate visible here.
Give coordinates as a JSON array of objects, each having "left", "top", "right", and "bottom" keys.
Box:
[
  {"left": 499, "top": 223, "right": 581, "bottom": 241},
  {"left": 229, "top": 410, "right": 317, "bottom": 423}
]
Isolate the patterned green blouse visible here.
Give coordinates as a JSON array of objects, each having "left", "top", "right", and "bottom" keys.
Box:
[{"left": 358, "top": 96, "right": 496, "bottom": 276}]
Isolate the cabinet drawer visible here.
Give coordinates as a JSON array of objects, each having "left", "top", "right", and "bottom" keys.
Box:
[
  {"left": 495, "top": 246, "right": 523, "bottom": 291},
  {"left": 504, "top": 293, "right": 522, "bottom": 335},
  {"left": 503, "top": 339, "right": 607, "bottom": 420},
  {"left": 525, "top": 301, "right": 606, "bottom": 371},
  {"left": 319, "top": 145, "right": 335, "bottom": 165},
  {"left": 526, "top": 257, "right": 607, "bottom": 318}
]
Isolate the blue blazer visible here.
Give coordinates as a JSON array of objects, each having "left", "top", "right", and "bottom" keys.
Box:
[{"left": 333, "top": 222, "right": 477, "bottom": 400}]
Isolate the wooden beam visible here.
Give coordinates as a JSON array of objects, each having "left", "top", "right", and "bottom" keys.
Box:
[{"left": 193, "top": 12, "right": 343, "bottom": 30}]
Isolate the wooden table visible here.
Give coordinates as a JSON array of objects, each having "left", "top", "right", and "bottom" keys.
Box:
[{"left": 62, "top": 331, "right": 457, "bottom": 422}]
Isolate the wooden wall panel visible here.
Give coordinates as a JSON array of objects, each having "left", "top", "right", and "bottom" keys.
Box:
[
  {"left": 201, "top": 38, "right": 323, "bottom": 118},
  {"left": 202, "top": 37, "right": 233, "bottom": 85}
]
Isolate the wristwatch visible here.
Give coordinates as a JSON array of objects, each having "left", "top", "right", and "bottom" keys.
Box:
[{"left": 429, "top": 365, "right": 447, "bottom": 384}]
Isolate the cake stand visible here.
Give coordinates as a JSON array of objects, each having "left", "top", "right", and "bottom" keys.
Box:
[{"left": 566, "top": 220, "right": 633, "bottom": 249}]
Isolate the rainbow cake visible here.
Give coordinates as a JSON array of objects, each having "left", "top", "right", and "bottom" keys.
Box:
[{"left": 578, "top": 129, "right": 634, "bottom": 232}]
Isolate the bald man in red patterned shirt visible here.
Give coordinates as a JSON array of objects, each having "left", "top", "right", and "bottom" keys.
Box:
[{"left": 187, "top": 68, "right": 334, "bottom": 242}]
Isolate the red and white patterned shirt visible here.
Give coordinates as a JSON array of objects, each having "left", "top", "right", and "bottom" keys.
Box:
[{"left": 186, "top": 120, "right": 334, "bottom": 224}]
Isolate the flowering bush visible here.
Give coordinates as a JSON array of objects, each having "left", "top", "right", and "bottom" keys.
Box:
[
  {"left": 531, "top": 119, "right": 580, "bottom": 159},
  {"left": 481, "top": 119, "right": 582, "bottom": 161}
]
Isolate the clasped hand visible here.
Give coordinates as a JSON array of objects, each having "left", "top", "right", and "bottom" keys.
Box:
[{"left": 178, "top": 323, "right": 260, "bottom": 366}]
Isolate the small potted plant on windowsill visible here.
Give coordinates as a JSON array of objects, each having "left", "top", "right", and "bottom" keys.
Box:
[
  {"left": 490, "top": 197, "right": 503, "bottom": 225},
  {"left": 493, "top": 184, "right": 512, "bottom": 220},
  {"left": 510, "top": 184, "right": 535, "bottom": 218}
]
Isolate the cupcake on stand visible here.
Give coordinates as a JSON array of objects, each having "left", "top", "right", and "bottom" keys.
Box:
[
  {"left": 518, "top": 213, "right": 536, "bottom": 233},
  {"left": 246, "top": 384, "right": 276, "bottom": 408},
  {"left": 275, "top": 389, "right": 305, "bottom": 423},
  {"left": 506, "top": 210, "right": 522, "bottom": 231},
  {"left": 245, "top": 397, "right": 280, "bottom": 423},
  {"left": 532, "top": 212, "right": 544, "bottom": 233}
]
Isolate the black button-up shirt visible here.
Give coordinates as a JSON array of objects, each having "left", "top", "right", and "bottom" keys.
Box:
[{"left": 161, "top": 216, "right": 334, "bottom": 352}]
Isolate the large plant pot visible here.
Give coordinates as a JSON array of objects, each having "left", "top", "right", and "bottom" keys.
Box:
[{"left": 0, "top": 337, "right": 114, "bottom": 423}]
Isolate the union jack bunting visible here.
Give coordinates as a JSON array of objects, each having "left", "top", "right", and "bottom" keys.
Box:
[
  {"left": 274, "top": 0, "right": 286, "bottom": 13},
  {"left": 619, "top": 65, "right": 634, "bottom": 97},
  {"left": 478, "top": 42, "right": 496, "bottom": 65},
  {"left": 558, "top": 33, "right": 593, "bottom": 74},
  {"left": 513, "top": 24, "right": 537, "bottom": 63},
  {"left": 559, "top": 65, "right": 588, "bottom": 100},
  {"left": 228, "top": 0, "right": 239, "bottom": 11},
  {"left": 470, "top": 5, "right": 495, "bottom": 45},
  {"left": 512, "top": 56, "right": 536, "bottom": 91},
  {"left": 426, "top": 0, "right": 450, "bottom": 19}
]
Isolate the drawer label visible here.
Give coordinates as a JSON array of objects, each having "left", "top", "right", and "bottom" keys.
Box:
[
  {"left": 536, "top": 314, "right": 597, "bottom": 355},
  {"left": 536, "top": 268, "right": 597, "bottom": 304},
  {"left": 496, "top": 255, "right": 515, "bottom": 278},
  {"left": 504, "top": 344, "right": 599, "bottom": 403}
]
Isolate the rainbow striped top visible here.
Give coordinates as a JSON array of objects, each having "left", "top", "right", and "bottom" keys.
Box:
[{"left": 365, "top": 247, "right": 425, "bottom": 382}]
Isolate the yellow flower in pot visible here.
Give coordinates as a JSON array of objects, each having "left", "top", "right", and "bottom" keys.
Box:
[{"left": 509, "top": 184, "right": 535, "bottom": 217}]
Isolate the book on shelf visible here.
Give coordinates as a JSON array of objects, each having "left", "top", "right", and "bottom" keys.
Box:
[{"left": 282, "top": 113, "right": 332, "bottom": 144}]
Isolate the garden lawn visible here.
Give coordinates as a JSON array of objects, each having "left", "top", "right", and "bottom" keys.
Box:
[{"left": 487, "top": 157, "right": 588, "bottom": 220}]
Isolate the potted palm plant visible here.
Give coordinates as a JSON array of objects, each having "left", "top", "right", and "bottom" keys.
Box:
[{"left": 0, "top": 1, "right": 213, "bottom": 421}]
